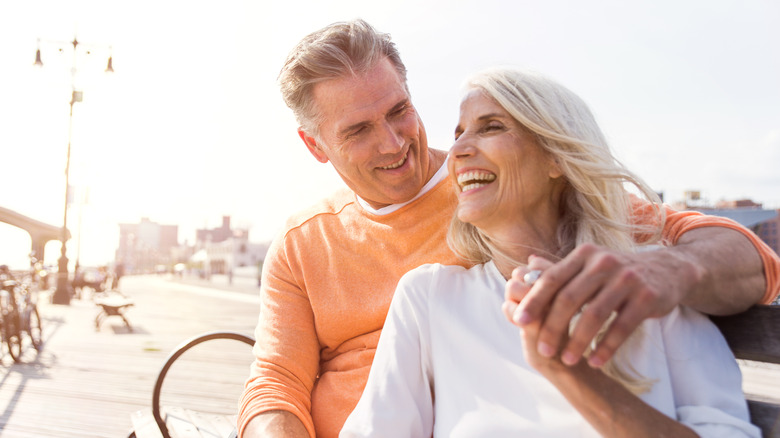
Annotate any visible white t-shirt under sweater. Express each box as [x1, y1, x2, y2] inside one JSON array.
[[341, 262, 759, 438]]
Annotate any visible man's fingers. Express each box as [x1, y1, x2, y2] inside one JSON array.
[[514, 256, 582, 330], [588, 306, 647, 368], [533, 246, 632, 359], [559, 274, 635, 365]]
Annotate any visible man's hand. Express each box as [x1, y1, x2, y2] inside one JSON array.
[[503, 243, 704, 368]]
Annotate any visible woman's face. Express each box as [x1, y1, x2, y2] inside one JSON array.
[[448, 90, 563, 231]]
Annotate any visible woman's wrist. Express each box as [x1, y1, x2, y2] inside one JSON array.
[[534, 357, 594, 385]]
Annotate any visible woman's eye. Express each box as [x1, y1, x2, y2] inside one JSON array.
[[482, 122, 503, 133]]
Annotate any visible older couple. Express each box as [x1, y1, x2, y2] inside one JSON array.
[[239, 19, 778, 438]]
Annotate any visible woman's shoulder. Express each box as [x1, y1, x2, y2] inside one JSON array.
[[399, 262, 494, 285], [396, 262, 498, 304], [398, 263, 467, 289]]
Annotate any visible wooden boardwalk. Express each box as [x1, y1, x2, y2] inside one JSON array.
[[1, 275, 778, 437], [0, 275, 260, 437]]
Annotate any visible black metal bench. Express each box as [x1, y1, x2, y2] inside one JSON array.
[[711, 305, 780, 438], [94, 296, 135, 332]]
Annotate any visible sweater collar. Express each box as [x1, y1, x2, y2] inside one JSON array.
[[357, 157, 449, 216]]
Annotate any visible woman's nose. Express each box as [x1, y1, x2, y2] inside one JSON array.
[[449, 135, 476, 159]]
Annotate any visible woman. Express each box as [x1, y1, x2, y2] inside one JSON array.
[[340, 68, 758, 437]]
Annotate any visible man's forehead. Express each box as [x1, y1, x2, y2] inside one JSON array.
[[334, 88, 408, 127], [312, 60, 410, 131]]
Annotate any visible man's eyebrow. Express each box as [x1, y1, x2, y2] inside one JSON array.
[[337, 98, 410, 138], [338, 120, 369, 138], [388, 98, 410, 114]]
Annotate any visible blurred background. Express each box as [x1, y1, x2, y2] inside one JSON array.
[[1, 0, 778, 274]]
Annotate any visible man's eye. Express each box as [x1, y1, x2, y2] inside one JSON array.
[[348, 127, 366, 138], [390, 104, 408, 117]]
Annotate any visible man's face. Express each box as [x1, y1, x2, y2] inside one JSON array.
[[299, 58, 432, 209]]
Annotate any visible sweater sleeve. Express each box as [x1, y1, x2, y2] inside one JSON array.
[[340, 266, 435, 438], [238, 234, 320, 438], [660, 306, 761, 437], [636, 199, 780, 304]]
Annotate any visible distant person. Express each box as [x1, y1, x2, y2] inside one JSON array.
[[112, 261, 125, 291], [239, 19, 780, 438], [341, 67, 759, 437], [0, 264, 16, 282]]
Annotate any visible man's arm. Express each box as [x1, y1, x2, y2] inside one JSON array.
[[243, 410, 309, 438], [238, 236, 319, 438], [505, 225, 777, 369], [674, 227, 765, 313]]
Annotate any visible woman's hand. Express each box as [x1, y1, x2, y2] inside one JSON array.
[[505, 246, 688, 369], [503, 261, 573, 376], [503, 257, 568, 368], [504, 260, 699, 438]]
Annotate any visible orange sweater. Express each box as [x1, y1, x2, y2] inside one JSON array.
[[238, 178, 779, 438]]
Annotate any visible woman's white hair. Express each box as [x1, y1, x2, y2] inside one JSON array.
[[447, 67, 666, 394], [448, 67, 665, 266]]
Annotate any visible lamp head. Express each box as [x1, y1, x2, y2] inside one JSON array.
[[34, 49, 43, 67]]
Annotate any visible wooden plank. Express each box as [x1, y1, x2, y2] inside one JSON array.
[[130, 409, 165, 438], [181, 408, 236, 437], [711, 305, 780, 437], [0, 275, 259, 437], [746, 399, 780, 438], [711, 305, 780, 364], [165, 406, 202, 438]]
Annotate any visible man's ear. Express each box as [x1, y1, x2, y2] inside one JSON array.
[[298, 129, 329, 164]]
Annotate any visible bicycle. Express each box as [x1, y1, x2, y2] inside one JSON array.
[[1, 273, 42, 363]]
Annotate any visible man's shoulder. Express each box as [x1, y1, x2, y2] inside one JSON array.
[[281, 187, 357, 233]]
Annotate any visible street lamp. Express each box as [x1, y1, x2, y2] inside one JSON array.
[[35, 36, 114, 305]]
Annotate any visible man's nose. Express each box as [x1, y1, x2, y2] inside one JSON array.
[[376, 121, 404, 154]]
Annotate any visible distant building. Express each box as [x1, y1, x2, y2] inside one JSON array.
[[195, 216, 247, 246], [116, 217, 178, 273], [755, 212, 780, 255], [201, 237, 270, 275], [189, 215, 269, 278]]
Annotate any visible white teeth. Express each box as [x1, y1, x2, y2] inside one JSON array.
[[461, 182, 489, 193], [457, 171, 496, 192], [380, 154, 407, 170]]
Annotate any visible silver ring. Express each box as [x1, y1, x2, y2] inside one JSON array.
[[523, 270, 542, 286]]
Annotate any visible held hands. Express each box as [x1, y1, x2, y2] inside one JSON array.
[[503, 284, 568, 376], [503, 243, 701, 368]]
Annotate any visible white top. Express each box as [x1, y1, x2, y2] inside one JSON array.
[[341, 262, 759, 438]]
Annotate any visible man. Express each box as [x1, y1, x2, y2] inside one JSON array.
[[239, 19, 779, 438]]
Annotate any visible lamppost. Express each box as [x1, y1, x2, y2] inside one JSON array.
[[35, 36, 113, 305]]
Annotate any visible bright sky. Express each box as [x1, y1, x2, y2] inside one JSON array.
[[1, 0, 778, 269]]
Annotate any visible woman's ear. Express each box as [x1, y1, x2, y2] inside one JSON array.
[[298, 129, 329, 164], [547, 157, 563, 179]]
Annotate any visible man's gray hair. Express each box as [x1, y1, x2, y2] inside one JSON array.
[[278, 19, 407, 136]]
